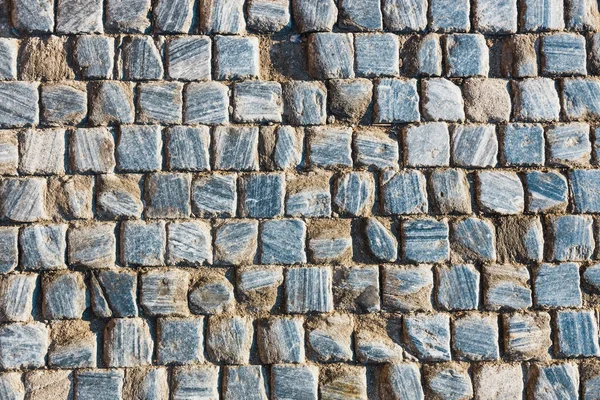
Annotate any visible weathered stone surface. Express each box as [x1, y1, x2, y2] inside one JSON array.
[[382, 0, 426, 31], [145, 173, 191, 219], [214, 36, 259, 80], [404, 122, 450, 166], [140, 269, 189, 317], [283, 81, 327, 125], [422, 79, 464, 122], [188, 272, 234, 314], [42, 272, 87, 319], [24, 369, 73, 400], [476, 171, 524, 214], [381, 169, 428, 215], [200, 0, 246, 34], [67, 223, 116, 268], [247, 0, 290, 32], [381, 363, 424, 400], [338, 0, 382, 31], [529, 364, 579, 400], [307, 219, 352, 264], [46, 175, 94, 220], [403, 218, 449, 263], [0, 372, 24, 399], [328, 79, 373, 123], [503, 312, 551, 360], [444, 34, 489, 77], [424, 363, 473, 400], [117, 125, 162, 172], [0, 322, 48, 369], [167, 221, 212, 265], [213, 126, 259, 171], [403, 313, 451, 361], [571, 169, 600, 213], [19, 37, 74, 81], [474, 0, 517, 33], [286, 173, 331, 217], [41, 83, 87, 125], [525, 171, 568, 213], [137, 82, 183, 124], [105, 0, 151, 33], [20, 224, 66, 271], [541, 33, 586, 76], [355, 34, 398, 77], [306, 314, 353, 362], [214, 220, 258, 265], [452, 313, 499, 361], [237, 266, 283, 312], [224, 366, 268, 400], [555, 310, 600, 357], [308, 126, 352, 169], [0, 273, 36, 322], [365, 218, 398, 262], [451, 217, 496, 263], [534, 262, 582, 308], [271, 364, 318, 400], [154, 0, 194, 33], [75, 369, 124, 400], [157, 317, 204, 365], [184, 82, 229, 125], [483, 264, 532, 310], [192, 174, 237, 217], [383, 264, 433, 312], [566, 0, 600, 30], [496, 216, 543, 263], [502, 123, 544, 166], [333, 172, 375, 216], [121, 221, 165, 266], [374, 78, 420, 123], [546, 123, 591, 166], [429, 169, 471, 214], [166, 126, 209, 171], [0, 178, 47, 222], [167, 37, 211, 81], [92, 269, 138, 317], [48, 319, 96, 368], [473, 364, 523, 400], [513, 78, 560, 122], [292, 0, 337, 32], [122, 36, 163, 80], [404, 33, 442, 77], [104, 318, 153, 367], [89, 81, 135, 126], [333, 266, 380, 313], [171, 366, 219, 400], [206, 316, 253, 364], [70, 128, 115, 174], [436, 264, 479, 311], [452, 124, 498, 167], [355, 315, 403, 363], [308, 33, 355, 79], [19, 129, 65, 175], [0, 132, 18, 176], [0, 82, 38, 128], [272, 126, 305, 170], [522, 0, 565, 31], [562, 78, 600, 120], [286, 267, 333, 313], [430, 0, 470, 31], [12, 0, 54, 33], [234, 81, 283, 123], [320, 365, 367, 400], [123, 368, 169, 400], [354, 128, 399, 169], [96, 174, 143, 219], [463, 78, 511, 122], [56, 0, 102, 33], [0, 228, 17, 273], [548, 215, 594, 262], [258, 317, 304, 364]]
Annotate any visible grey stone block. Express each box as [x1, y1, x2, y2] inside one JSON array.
[[503, 312, 551, 360], [166, 126, 210, 171], [453, 313, 499, 361], [0, 228, 17, 273], [292, 0, 337, 33], [247, 0, 291, 32], [566, 0, 600, 30], [200, 0, 246, 34], [429, 169, 471, 214], [444, 34, 489, 77], [121, 221, 165, 266], [0, 322, 48, 369], [12, 0, 54, 33], [224, 366, 268, 400], [0, 178, 47, 222], [122, 36, 163, 80], [354, 129, 399, 169], [137, 82, 183, 124], [534, 263, 582, 308], [374, 78, 420, 123], [23, 370, 73, 400], [555, 310, 600, 357], [338, 0, 382, 31], [563, 78, 600, 120], [47, 176, 91, 221], [547, 123, 591, 167], [214, 36, 259, 80], [167, 36, 211, 81], [157, 317, 204, 365], [237, 266, 283, 312], [383, 264, 433, 312], [306, 314, 352, 362], [571, 169, 600, 213], [105, 0, 151, 33], [20, 224, 66, 271], [233, 81, 283, 123], [42, 272, 87, 320], [365, 218, 398, 262], [214, 220, 258, 265], [403, 313, 451, 361], [483, 264, 532, 310], [171, 366, 219, 400], [240, 173, 285, 218], [402, 218, 449, 263], [355, 315, 403, 363], [430, 0, 470, 31], [189, 274, 234, 314], [436, 264, 479, 311], [192, 174, 237, 217], [311, 220, 352, 264], [273, 126, 305, 170], [404, 33, 443, 77], [333, 171, 375, 216], [381, 363, 424, 400], [76, 370, 124, 400], [0, 83, 39, 128], [123, 368, 169, 400], [70, 128, 115, 174], [328, 78, 373, 123], [96, 174, 143, 219], [167, 221, 212, 265], [355, 34, 399, 77], [286, 173, 331, 217], [404, 122, 450, 166], [88, 81, 134, 126], [529, 364, 578, 400], [272, 364, 318, 400], [116, 125, 162, 172], [145, 173, 191, 219], [584, 264, 600, 292], [104, 318, 153, 367], [525, 171, 568, 213], [522, 0, 565, 31], [206, 316, 253, 364], [283, 81, 327, 125], [0, 132, 18, 176], [422, 79, 464, 122], [213, 126, 259, 171], [513, 78, 560, 122], [308, 33, 354, 80], [0, 273, 36, 322], [184, 82, 229, 125], [541, 33, 586, 76], [463, 78, 511, 122], [258, 317, 305, 364], [451, 217, 496, 263], [56, 0, 102, 33], [549, 215, 594, 262], [19, 128, 65, 175], [474, 0, 518, 33], [67, 223, 116, 268], [48, 320, 96, 368], [286, 267, 333, 313], [382, 0, 427, 31], [154, 0, 194, 33], [41, 83, 87, 126], [502, 123, 544, 166], [476, 171, 524, 215], [381, 169, 428, 215], [308, 126, 352, 169], [91, 269, 138, 317], [424, 364, 473, 400], [333, 265, 380, 313]]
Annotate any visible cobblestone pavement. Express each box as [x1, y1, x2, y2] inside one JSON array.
[[1, 0, 600, 399]]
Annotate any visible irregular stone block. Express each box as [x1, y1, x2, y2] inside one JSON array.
[[286, 267, 333, 313], [436, 264, 479, 311], [355, 315, 403, 363], [192, 175, 236, 217], [283, 81, 327, 125], [234, 81, 283, 123], [0, 132, 18, 176], [140, 269, 189, 317], [286, 173, 331, 217], [213, 126, 259, 171], [496, 216, 543, 263], [0, 178, 47, 222], [541, 33, 586, 76], [374, 78, 420, 123], [0, 228, 17, 273], [355, 33, 398, 77], [0, 322, 48, 369], [292, 0, 337, 32], [534, 262, 582, 308], [19, 128, 65, 175], [166, 221, 210, 266], [123, 367, 169, 400], [47, 175, 94, 220], [247, 0, 291, 32], [137, 82, 183, 124], [20, 224, 66, 271], [503, 312, 551, 360], [67, 223, 116, 268], [96, 174, 143, 219], [154, 0, 194, 33], [104, 318, 153, 367], [306, 314, 353, 362], [105, 0, 151, 33], [500, 34, 538, 77], [271, 365, 318, 400], [333, 265, 380, 313], [214, 36, 259, 80], [549, 215, 594, 262], [404, 33, 442, 76], [529, 364, 578, 400], [365, 218, 398, 262], [116, 125, 161, 172], [473, 364, 523, 400], [463, 78, 511, 122], [563, 78, 600, 120], [184, 82, 229, 125], [525, 170, 568, 213], [381, 363, 424, 400], [12, 0, 54, 33], [403, 313, 451, 361], [145, 173, 191, 219], [48, 320, 96, 368], [237, 266, 283, 312], [271, 126, 305, 170], [383, 264, 433, 312], [188, 272, 234, 314], [70, 128, 115, 174], [307, 126, 352, 169], [171, 366, 219, 400], [555, 310, 600, 357], [403, 218, 449, 263], [88, 81, 135, 126], [214, 220, 258, 265], [56, 0, 102, 33], [19, 36, 74, 81], [42, 272, 87, 319], [382, 0, 427, 31], [206, 316, 253, 364], [566, 0, 600, 30], [512, 78, 560, 122], [422, 79, 464, 122], [338, 0, 382, 31], [483, 263, 532, 310], [258, 317, 304, 364], [444, 34, 489, 77], [24, 370, 73, 400], [429, 169, 471, 214], [75, 369, 124, 400], [122, 36, 163, 80], [157, 317, 204, 365], [476, 170, 524, 214], [200, 0, 246, 34], [327, 78, 373, 123], [224, 366, 268, 400], [354, 128, 399, 169], [430, 0, 470, 31], [584, 264, 600, 292], [91, 269, 138, 317], [404, 122, 450, 166], [381, 169, 428, 215], [0, 273, 36, 322], [121, 221, 165, 266], [166, 126, 209, 171], [424, 363, 473, 400], [307, 219, 351, 264], [41, 82, 87, 125], [451, 217, 496, 263], [522, 0, 565, 31], [571, 169, 600, 213], [474, 0, 518, 33], [547, 123, 591, 167], [502, 123, 544, 166], [308, 33, 354, 79], [167, 36, 211, 80], [333, 171, 375, 216], [320, 365, 367, 400], [0, 372, 25, 400], [0, 82, 38, 128], [452, 313, 499, 361]]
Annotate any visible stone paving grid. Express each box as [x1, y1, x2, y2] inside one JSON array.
[[3, 0, 600, 399]]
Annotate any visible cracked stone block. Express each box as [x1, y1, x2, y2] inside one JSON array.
[[270, 126, 305, 170], [67, 223, 116, 268], [339, 0, 382, 31], [0, 322, 48, 369], [563, 78, 600, 120], [157, 317, 204, 365], [47, 175, 94, 220], [75, 370, 124, 400], [42, 272, 87, 320], [333, 265, 380, 313], [534, 262, 582, 308], [549, 215, 594, 262], [382, 0, 426, 31], [529, 364, 578, 400], [292, 0, 337, 32], [0, 132, 17, 176], [422, 79, 464, 122], [214, 36, 259, 80], [308, 126, 352, 169], [555, 310, 600, 357], [381, 363, 424, 400], [167, 36, 211, 80], [272, 365, 318, 400], [213, 126, 259, 171], [20, 224, 66, 271], [237, 266, 283, 312], [137, 82, 183, 125], [206, 316, 253, 364], [117, 125, 161, 172], [474, 0, 518, 33], [0, 373, 25, 399], [500, 35, 538, 77], [328, 79, 373, 123], [381, 169, 428, 215], [404, 34, 442, 77], [525, 171, 568, 213], [572, 169, 600, 213], [0, 228, 17, 274], [12, 0, 54, 33], [286, 173, 331, 217], [23, 370, 73, 400], [234, 81, 283, 123], [154, 0, 194, 33], [214, 220, 258, 265], [105, 0, 151, 33], [104, 318, 153, 367], [374, 78, 420, 123], [502, 123, 544, 166], [184, 82, 229, 125], [522, 0, 565, 31], [503, 312, 551, 360], [56, 0, 102, 33], [429, 169, 471, 214], [383, 264, 433, 312], [171, 366, 219, 400], [497, 217, 543, 263], [354, 128, 399, 169], [123, 368, 169, 400], [424, 363, 473, 400], [333, 172, 375, 216], [365, 218, 398, 262], [166, 126, 210, 171], [404, 122, 450, 166], [355, 34, 399, 77], [403, 313, 451, 362], [308, 219, 352, 264], [541, 33, 586, 76], [286, 267, 333, 313], [167, 221, 212, 265], [484, 264, 532, 310], [463, 78, 511, 123], [88, 81, 135, 126], [258, 317, 305, 364], [0, 178, 47, 222], [140, 269, 189, 317], [48, 320, 96, 368], [19, 36, 74, 81], [192, 174, 237, 217], [445, 34, 489, 77], [41, 83, 87, 126], [513, 78, 560, 122], [453, 313, 499, 361], [403, 218, 449, 263], [430, 0, 470, 31], [473, 364, 523, 400], [436, 264, 479, 311], [283, 81, 327, 125], [451, 217, 496, 263], [476, 171, 524, 215], [306, 314, 353, 362], [70, 128, 115, 174], [145, 173, 191, 219], [121, 221, 165, 266], [19, 129, 65, 175], [200, 0, 246, 34], [0, 273, 36, 322], [308, 33, 355, 79], [91, 269, 138, 318], [96, 174, 142, 219], [247, 0, 291, 32], [224, 366, 268, 400], [122, 36, 163, 80], [320, 365, 367, 400], [355, 315, 403, 363], [547, 123, 591, 167], [0, 83, 38, 128]]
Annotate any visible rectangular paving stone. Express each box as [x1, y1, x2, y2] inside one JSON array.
[[286, 267, 333, 313], [382, 0, 427, 31]]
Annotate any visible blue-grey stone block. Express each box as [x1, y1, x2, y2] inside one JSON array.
[[566, 0, 600, 30], [374, 78, 420, 123], [403, 313, 451, 361], [192, 174, 237, 217], [436, 264, 479, 311], [483, 263, 532, 310], [522, 0, 565, 31], [430, 0, 470, 31], [429, 169, 472, 214], [157, 317, 204, 365], [292, 0, 336, 33], [224, 366, 268, 400], [137, 82, 182, 125], [42, 272, 87, 320], [584, 264, 600, 292], [271, 365, 318, 400], [233, 81, 283, 124], [547, 123, 591, 167], [117, 125, 162, 172], [474, 0, 518, 33], [333, 172, 375, 216], [453, 313, 499, 361], [473, 363, 524, 399], [214, 36, 259, 80], [496, 216, 544, 263], [286, 267, 333, 313], [0, 82, 39, 128], [167, 221, 212, 265], [549, 215, 594, 262], [383, 264, 433, 312], [67, 223, 116, 268], [200, 0, 246, 34], [167, 36, 211, 81], [257, 317, 305, 364], [308, 33, 355, 79], [0, 273, 36, 322], [56, 0, 102, 34], [12, 0, 54, 33], [145, 173, 191, 219], [89, 81, 134, 126], [121, 221, 165, 267], [206, 316, 252, 364], [154, 0, 194, 33], [513, 78, 560, 122], [104, 0, 150, 32], [166, 126, 210, 171], [307, 219, 352, 264], [563, 78, 600, 120], [20, 224, 66, 271], [503, 312, 551, 360], [247, 0, 291, 32], [261, 219, 306, 265], [382, 0, 427, 31], [381, 169, 428, 215], [91, 269, 138, 318], [525, 171, 568, 213], [140, 269, 189, 317], [406, 33, 442, 77], [188, 274, 234, 315], [41, 83, 87, 126], [0, 178, 47, 223], [354, 129, 399, 169], [452, 124, 498, 167], [240, 173, 285, 218], [184, 82, 229, 125], [338, 0, 383, 31], [534, 263, 582, 308], [19, 128, 65, 175], [541, 33, 587, 76], [96, 174, 143, 220], [502, 123, 544, 166], [306, 314, 353, 362], [354, 315, 403, 363], [333, 265, 380, 313], [75, 370, 124, 400], [445, 34, 489, 77], [403, 218, 449, 263], [530, 364, 578, 400], [122, 36, 163, 80], [555, 310, 600, 357], [381, 363, 424, 400], [451, 217, 496, 262], [365, 218, 398, 262], [213, 126, 259, 171], [571, 169, 600, 213], [0, 322, 48, 369], [422, 79, 464, 122], [171, 366, 219, 400], [286, 174, 331, 217], [476, 171, 524, 215], [273, 126, 305, 170], [308, 126, 352, 169], [583, 362, 600, 400], [354, 33, 399, 77], [425, 364, 473, 400], [405, 122, 450, 166], [214, 220, 258, 265], [47, 320, 96, 368], [282, 81, 327, 125], [0, 132, 17, 176], [0, 228, 17, 273], [69, 128, 116, 174]]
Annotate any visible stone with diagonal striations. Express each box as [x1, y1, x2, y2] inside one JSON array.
[[214, 220, 258, 265], [382, 0, 426, 31], [0, 273, 36, 322], [56, 0, 102, 33], [381, 169, 428, 215], [503, 312, 551, 361], [0, 178, 47, 223], [453, 313, 499, 361], [167, 221, 212, 265], [42, 271, 87, 319], [451, 217, 496, 263], [184, 82, 229, 125], [154, 0, 194, 33], [41, 83, 87, 126], [308, 33, 355, 79], [403, 313, 451, 362], [105, 0, 151, 32], [333, 172, 375, 216], [555, 310, 600, 357], [201, 0, 246, 34], [192, 174, 237, 217], [0, 83, 38, 128], [137, 82, 183, 125], [258, 317, 305, 364], [383, 264, 433, 312], [436, 264, 479, 311], [0, 322, 48, 369]]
